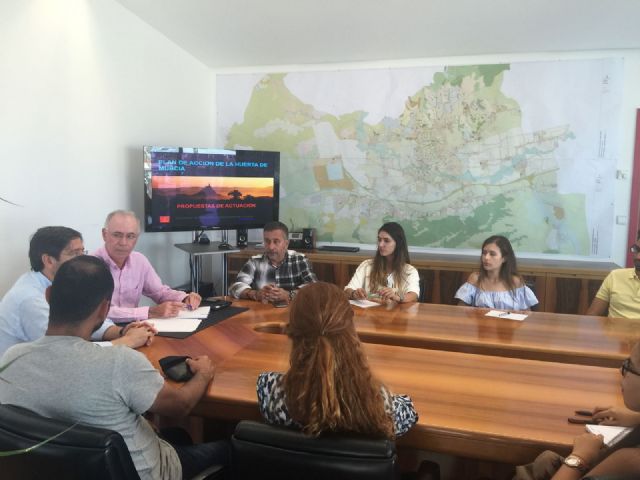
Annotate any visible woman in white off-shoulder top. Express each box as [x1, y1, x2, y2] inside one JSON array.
[[455, 235, 538, 311]]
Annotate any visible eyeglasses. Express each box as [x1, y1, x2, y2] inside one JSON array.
[[630, 245, 640, 254], [109, 232, 138, 241], [621, 358, 640, 377]]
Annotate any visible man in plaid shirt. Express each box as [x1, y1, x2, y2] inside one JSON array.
[[229, 221, 317, 304]]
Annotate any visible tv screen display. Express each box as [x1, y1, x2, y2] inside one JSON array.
[[143, 146, 280, 232]]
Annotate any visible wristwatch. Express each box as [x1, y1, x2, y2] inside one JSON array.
[[563, 454, 589, 473]]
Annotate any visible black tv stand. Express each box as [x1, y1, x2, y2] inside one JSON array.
[[218, 229, 231, 250], [175, 241, 240, 296]]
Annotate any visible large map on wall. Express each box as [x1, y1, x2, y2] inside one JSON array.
[[216, 59, 622, 257]]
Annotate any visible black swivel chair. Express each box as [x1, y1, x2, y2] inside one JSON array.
[[418, 275, 426, 303], [524, 278, 539, 311], [0, 404, 223, 480], [0, 403, 140, 480], [231, 420, 401, 480]]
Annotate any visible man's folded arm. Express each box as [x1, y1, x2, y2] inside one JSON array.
[[20, 297, 51, 342], [586, 297, 609, 316], [148, 372, 211, 417], [91, 318, 116, 341], [107, 304, 150, 322], [300, 257, 318, 284], [229, 261, 257, 298]]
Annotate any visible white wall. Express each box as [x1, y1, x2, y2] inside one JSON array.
[[0, 0, 215, 295]]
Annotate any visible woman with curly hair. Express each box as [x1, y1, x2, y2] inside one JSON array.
[[257, 281, 417, 438]]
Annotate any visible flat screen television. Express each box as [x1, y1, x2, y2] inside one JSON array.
[[143, 146, 280, 232]]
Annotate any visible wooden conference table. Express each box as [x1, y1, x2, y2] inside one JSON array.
[[352, 302, 640, 368], [143, 301, 639, 465]]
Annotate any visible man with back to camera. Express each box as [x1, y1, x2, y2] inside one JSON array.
[[228, 221, 317, 303], [587, 235, 640, 319], [92, 209, 202, 321], [0, 226, 154, 357], [0, 256, 229, 479]]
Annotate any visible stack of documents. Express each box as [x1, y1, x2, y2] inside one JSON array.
[[485, 310, 528, 321], [586, 424, 633, 447], [148, 306, 210, 333], [176, 306, 210, 319], [349, 299, 381, 308]]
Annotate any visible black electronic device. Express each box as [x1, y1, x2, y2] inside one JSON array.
[[207, 299, 232, 311], [288, 228, 315, 250], [197, 233, 210, 245], [159, 355, 194, 382], [317, 245, 360, 253], [237, 227, 248, 247], [143, 146, 280, 232], [302, 228, 316, 249], [288, 231, 303, 249]]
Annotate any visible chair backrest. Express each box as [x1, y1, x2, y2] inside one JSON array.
[[231, 420, 400, 480], [524, 277, 539, 311], [0, 404, 140, 480], [418, 275, 426, 303]]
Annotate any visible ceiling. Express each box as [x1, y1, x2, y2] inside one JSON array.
[[115, 0, 640, 69]]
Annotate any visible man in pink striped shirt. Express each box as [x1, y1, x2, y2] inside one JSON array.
[[93, 210, 201, 322]]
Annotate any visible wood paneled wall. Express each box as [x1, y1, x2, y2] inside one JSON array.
[[227, 247, 617, 314]]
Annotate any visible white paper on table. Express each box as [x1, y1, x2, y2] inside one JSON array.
[[149, 318, 202, 333], [176, 306, 210, 319], [586, 424, 632, 447], [349, 299, 381, 308], [485, 310, 528, 321]]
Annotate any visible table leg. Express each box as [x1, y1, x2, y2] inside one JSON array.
[[221, 253, 228, 296]]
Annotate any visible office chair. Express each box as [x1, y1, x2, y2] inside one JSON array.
[[0, 404, 223, 480], [418, 275, 426, 303], [231, 420, 401, 480], [524, 278, 539, 311]]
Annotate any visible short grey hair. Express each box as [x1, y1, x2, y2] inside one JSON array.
[[104, 210, 141, 231]]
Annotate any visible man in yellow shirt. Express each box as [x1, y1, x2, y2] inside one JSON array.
[[587, 238, 640, 319]]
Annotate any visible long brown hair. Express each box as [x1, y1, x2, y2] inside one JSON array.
[[369, 222, 411, 292], [477, 235, 521, 292], [283, 282, 394, 438]]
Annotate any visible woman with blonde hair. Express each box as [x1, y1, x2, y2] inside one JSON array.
[[257, 281, 417, 438]]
